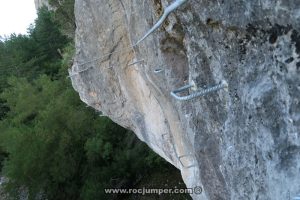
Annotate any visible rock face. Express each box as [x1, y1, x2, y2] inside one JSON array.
[[70, 0, 300, 199], [34, 0, 50, 10]]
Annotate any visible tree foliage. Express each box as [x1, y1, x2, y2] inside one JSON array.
[[0, 76, 165, 199], [0, 7, 69, 84], [48, 0, 76, 38], [0, 7, 69, 119]]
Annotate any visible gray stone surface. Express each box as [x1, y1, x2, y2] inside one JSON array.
[[70, 0, 300, 199], [34, 0, 50, 10]]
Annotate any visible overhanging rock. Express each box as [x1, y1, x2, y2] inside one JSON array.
[[70, 0, 300, 199]]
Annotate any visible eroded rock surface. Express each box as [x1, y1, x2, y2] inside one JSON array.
[[70, 0, 300, 199], [34, 0, 50, 9]]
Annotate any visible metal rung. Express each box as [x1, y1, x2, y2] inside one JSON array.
[[135, 0, 187, 45], [154, 69, 164, 73], [171, 80, 228, 101], [178, 154, 196, 168]]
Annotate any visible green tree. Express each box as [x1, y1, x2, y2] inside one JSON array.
[[29, 7, 70, 78], [0, 8, 69, 84], [0, 8, 69, 120], [0, 76, 96, 199], [0, 76, 165, 200], [48, 0, 76, 38]]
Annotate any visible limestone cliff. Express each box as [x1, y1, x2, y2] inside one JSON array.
[[34, 0, 50, 9], [69, 0, 300, 199]]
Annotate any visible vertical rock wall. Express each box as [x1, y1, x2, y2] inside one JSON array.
[[70, 0, 300, 199], [34, 0, 50, 10]]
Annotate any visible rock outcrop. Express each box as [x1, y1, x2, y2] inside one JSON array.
[[69, 0, 300, 199], [34, 0, 50, 10]]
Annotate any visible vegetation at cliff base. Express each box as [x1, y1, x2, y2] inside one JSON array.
[[0, 2, 191, 200]]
